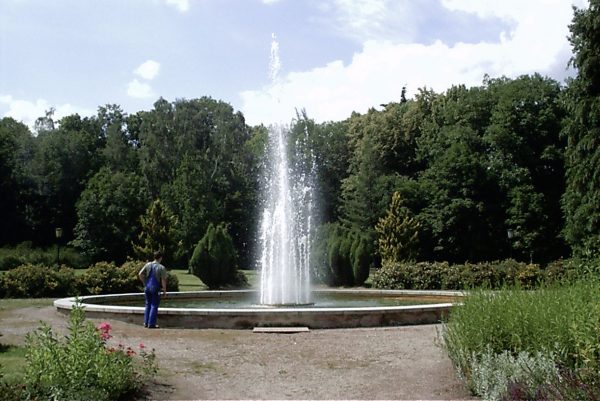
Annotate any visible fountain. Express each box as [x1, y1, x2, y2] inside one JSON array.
[[54, 34, 462, 328]]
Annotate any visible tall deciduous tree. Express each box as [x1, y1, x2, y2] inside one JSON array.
[[562, 0, 600, 256], [0, 118, 33, 244], [72, 168, 150, 264]]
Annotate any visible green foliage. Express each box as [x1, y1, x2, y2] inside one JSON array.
[[132, 199, 180, 267], [371, 259, 542, 290], [0, 117, 33, 247], [443, 279, 600, 399], [77, 262, 141, 295], [350, 234, 372, 286], [24, 304, 156, 400], [78, 260, 179, 295], [0, 260, 179, 298], [375, 191, 420, 262], [72, 168, 150, 264], [469, 347, 558, 401], [0, 264, 76, 298], [189, 223, 241, 288], [0, 243, 88, 270], [325, 223, 374, 286], [562, 0, 600, 257], [139, 97, 257, 267]]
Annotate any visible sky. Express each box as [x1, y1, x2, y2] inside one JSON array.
[[0, 0, 588, 130]]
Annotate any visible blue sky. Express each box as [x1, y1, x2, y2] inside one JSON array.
[[0, 0, 587, 129]]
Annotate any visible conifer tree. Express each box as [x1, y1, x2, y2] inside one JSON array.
[[133, 199, 179, 266], [376, 191, 420, 262]]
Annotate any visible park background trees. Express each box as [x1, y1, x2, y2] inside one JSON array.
[[1, 2, 599, 279]]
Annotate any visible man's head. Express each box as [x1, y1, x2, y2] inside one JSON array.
[[154, 250, 163, 261]]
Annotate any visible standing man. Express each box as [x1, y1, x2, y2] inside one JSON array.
[[138, 250, 167, 328]]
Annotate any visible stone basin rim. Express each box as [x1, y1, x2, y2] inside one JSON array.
[[53, 289, 464, 329]]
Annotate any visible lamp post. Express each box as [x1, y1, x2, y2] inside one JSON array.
[[55, 227, 63, 266], [507, 229, 514, 259]]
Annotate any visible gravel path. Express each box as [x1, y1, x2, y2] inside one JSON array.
[[1, 305, 474, 400]]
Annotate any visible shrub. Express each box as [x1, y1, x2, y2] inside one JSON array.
[[372, 260, 543, 291], [77, 262, 141, 295], [442, 280, 600, 399], [0, 243, 88, 271], [77, 260, 180, 295], [469, 346, 558, 401], [545, 256, 600, 283], [24, 303, 156, 401], [350, 234, 372, 286], [0, 264, 76, 298], [189, 223, 239, 288], [325, 224, 374, 287]]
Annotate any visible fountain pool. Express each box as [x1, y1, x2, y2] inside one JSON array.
[[54, 289, 462, 329]]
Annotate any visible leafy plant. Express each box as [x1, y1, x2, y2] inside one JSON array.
[[24, 303, 156, 401], [0, 264, 76, 298], [442, 279, 600, 399]]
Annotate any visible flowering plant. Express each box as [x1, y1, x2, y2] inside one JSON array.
[[24, 303, 157, 401]]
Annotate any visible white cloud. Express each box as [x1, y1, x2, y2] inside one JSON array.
[[164, 0, 189, 12], [325, 0, 419, 43], [134, 60, 161, 80], [0, 94, 95, 130], [240, 0, 580, 126], [127, 79, 155, 99]]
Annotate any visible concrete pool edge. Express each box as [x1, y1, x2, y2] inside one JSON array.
[[54, 289, 464, 329]]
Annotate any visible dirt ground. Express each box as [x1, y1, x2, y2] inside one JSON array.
[[1, 305, 474, 400]]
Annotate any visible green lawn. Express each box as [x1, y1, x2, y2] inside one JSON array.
[[171, 269, 259, 291], [0, 298, 54, 311], [171, 269, 208, 291], [0, 344, 27, 383]]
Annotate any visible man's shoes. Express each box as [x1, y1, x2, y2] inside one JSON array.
[[147, 325, 159, 329]]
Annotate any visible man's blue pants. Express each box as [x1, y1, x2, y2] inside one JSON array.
[[144, 289, 161, 327]]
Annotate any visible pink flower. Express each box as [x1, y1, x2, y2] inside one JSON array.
[[139, 343, 145, 349], [96, 322, 112, 341]]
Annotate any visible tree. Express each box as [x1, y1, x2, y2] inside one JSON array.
[[376, 191, 420, 263], [484, 75, 566, 263], [72, 168, 150, 264], [24, 114, 104, 245], [0, 118, 33, 244], [562, 0, 600, 256], [189, 223, 240, 288], [132, 199, 180, 266]]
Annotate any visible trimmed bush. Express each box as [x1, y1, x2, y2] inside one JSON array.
[[371, 259, 542, 290], [189, 223, 240, 288], [77, 260, 180, 295], [325, 224, 374, 286], [0, 264, 76, 298], [77, 262, 141, 295]]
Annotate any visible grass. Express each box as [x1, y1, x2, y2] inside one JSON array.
[[0, 344, 27, 383], [0, 298, 54, 312], [171, 269, 208, 291], [171, 269, 259, 291]]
